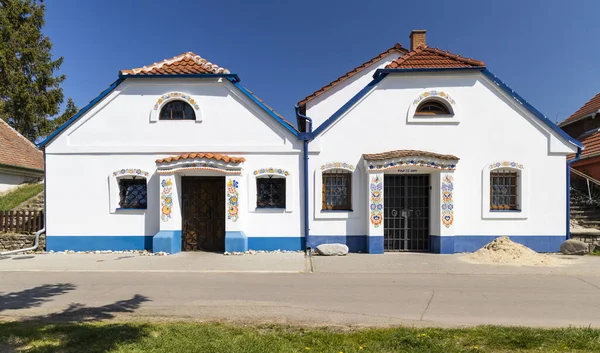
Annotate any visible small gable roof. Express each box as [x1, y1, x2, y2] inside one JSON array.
[[559, 92, 600, 127], [297, 43, 408, 107], [0, 119, 43, 172], [385, 46, 485, 69], [120, 52, 230, 76]]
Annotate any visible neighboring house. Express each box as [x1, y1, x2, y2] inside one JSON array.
[[559, 92, 600, 180], [0, 119, 44, 192], [40, 30, 581, 254]]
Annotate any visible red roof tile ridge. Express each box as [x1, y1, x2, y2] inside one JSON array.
[[0, 118, 42, 153], [120, 52, 230, 75], [386, 45, 485, 69], [298, 43, 408, 106], [155, 153, 246, 164]]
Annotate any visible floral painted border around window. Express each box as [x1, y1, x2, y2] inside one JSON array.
[[113, 168, 150, 177], [227, 179, 239, 221], [369, 175, 383, 227], [153, 92, 199, 111], [441, 174, 454, 228], [367, 159, 457, 172], [160, 177, 173, 222], [488, 161, 524, 170], [320, 162, 356, 171], [254, 168, 289, 176], [412, 90, 456, 106]]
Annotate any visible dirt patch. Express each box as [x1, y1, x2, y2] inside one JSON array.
[[463, 236, 562, 266]]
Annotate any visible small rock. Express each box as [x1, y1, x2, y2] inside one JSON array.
[[316, 243, 349, 256], [560, 239, 590, 255]]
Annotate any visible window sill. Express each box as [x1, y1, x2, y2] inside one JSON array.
[[490, 210, 521, 213], [321, 209, 353, 212], [255, 207, 286, 213], [116, 208, 147, 211]]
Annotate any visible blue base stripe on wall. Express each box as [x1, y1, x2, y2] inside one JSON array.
[[431, 235, 565, 254], [247, 237, 305, 251], [46, 236, 153, 251]]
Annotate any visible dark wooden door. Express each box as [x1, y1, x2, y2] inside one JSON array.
[[181, 177, 225, 252], [383, 175, 430, 251]]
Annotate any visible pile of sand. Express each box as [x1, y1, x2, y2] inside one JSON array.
[[463, 236, 561, 266]]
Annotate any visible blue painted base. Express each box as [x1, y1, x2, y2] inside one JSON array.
[[307, 235, 367, 253], [431, 235, 565, 254], [152, 231, 182, 254], [226, 231, 248, 252], [247, 237, 305, 251], [46, 235, 153, 252], [367, 236, 384, 254]]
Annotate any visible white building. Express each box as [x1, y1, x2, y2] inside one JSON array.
[[40, 30, 582, 254]]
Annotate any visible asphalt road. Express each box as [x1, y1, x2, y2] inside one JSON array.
[[1, 270, 599, 327]]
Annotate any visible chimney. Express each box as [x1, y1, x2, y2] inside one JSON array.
[[410, 30, 427, 51]]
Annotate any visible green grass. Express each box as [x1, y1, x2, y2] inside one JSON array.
[[0, 183, 43, 211], [1, 322, 599, 352]]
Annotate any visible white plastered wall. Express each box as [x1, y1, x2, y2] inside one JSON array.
[[307, 71, 576, 237], [44, 78, 303, 239]]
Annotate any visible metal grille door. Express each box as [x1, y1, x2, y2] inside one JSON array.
[[182, 177, 225, 252], [383, 175, 430, 251]]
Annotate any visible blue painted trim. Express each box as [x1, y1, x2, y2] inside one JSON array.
[[373, 67, 484, 77], [247, 237, 305, 251], [295, 105, 313, 251], [566, 148, 582, 240], [152, 230, 182, 254], [311, 73, 388, 137], [430, 235, 454, 254], [367, 236, 384, 254], [225, 231, 248, 252], [39, 78, 125, 148], [480, 69, 582, 149], [452, 235, 565, 254], [228, 78, 299, 137], [46, 235, 153, 251], [308, 235, 367, 253]]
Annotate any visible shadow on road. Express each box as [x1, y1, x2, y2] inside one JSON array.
[[0, 284, 152, 352]]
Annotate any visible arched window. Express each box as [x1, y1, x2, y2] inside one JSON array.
[[159, 100, 196, 120], [415, 100, 451, 115]]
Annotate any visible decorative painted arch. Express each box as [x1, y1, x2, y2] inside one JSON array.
[[112, 168, 150, 177], [150, 92, 202, 122], [363, 150, 459, 172], [412, 90, 456, 106], [407, 90, 460, 124], [488, 161, 525, 170], [320, 161, 356, 172], [254, 167, 290, 176]]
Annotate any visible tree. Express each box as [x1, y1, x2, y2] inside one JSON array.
[[40, 97, 77, 137], [0, 0, 65, 142]]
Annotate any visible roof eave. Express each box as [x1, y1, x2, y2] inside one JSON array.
[[559, 110, 600, 128], [373, 66, 486, 78], [118, 73, 241, 82]]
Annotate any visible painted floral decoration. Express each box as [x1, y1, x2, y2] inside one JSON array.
[[489, 161, 524, 170], [154, 92, 199, 111], [413, 90, 456, 106], [321, 162, 355, 171], [227, 178, 239, 222], [441, 174, 454, 228], [254, 168, 289, 176], [160, 177, 173, 222], [113, 168, 149, 177], [370, 175, 383, 227]]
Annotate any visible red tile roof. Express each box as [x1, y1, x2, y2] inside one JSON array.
[[0, 119, 43, 172], [120, 52, 230, 76], [385, 46, 485, 69], [569, 129, 600, 161], [297, 43, 408, 107], [156, 153, 246, 164], [560, 92, 600, 127]]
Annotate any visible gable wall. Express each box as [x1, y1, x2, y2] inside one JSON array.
[[308, 72, 574, 239], [305, 53, 399, 128]]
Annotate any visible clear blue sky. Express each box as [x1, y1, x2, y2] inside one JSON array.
[[44, 0, 600, 125]]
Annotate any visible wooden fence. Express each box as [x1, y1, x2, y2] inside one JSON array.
[[0, 210, 44, 234]]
